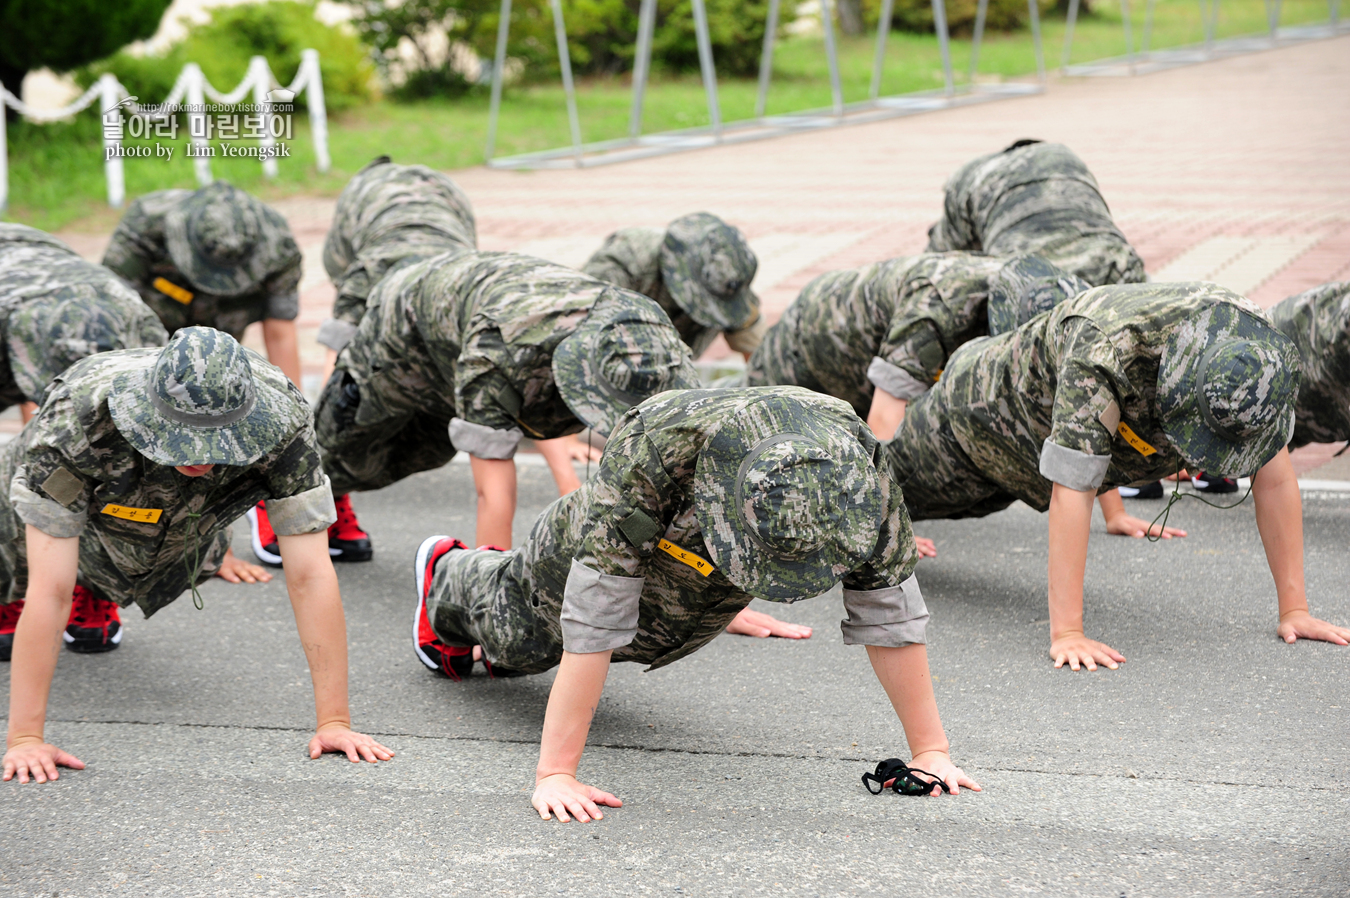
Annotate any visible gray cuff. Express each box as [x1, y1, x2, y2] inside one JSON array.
[[10, 470, 85, 539], [841, 575, 929, 647], [449, 418, 523, 460], [867, 357, 931, 402], [560, 559, 644, 654], [316, 318, 359, 352], [267, 477, 337, 535], [1039, 439, 1111, 491], [265, 290, 300, 321]]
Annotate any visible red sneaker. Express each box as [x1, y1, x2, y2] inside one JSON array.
[[412, 535, 473, 678], [64, 586, 123, 654], [329, 493, 373, 563], [0, 599, 24, 662], [246, 501, 283, 566]]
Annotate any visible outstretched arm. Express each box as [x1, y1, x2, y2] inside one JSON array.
[[1048, 482, 1126, 670], [866, 644, 979, 795], [470, 456, 517, 548], [866, 390, 908, 442], [532, 650, 622, 822], [3, 527, 85, 783], [261, 318, 303, 388], [1252, 449, 1350, 645], [277, 530, 395, 763]]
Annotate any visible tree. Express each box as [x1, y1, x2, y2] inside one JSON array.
[[0, 0, 171, 112]]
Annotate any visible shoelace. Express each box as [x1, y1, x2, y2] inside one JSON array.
[[184, 511, 206, 610], [861, 758, 951, 796], [1146, 462, 1254, 543]]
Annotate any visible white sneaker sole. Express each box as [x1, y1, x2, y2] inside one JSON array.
[[245, 507, 283, 566], [413, 535, 450, 672]]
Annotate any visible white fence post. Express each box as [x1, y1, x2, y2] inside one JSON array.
[[184, 63, 212, 185], [299, 49, 330, 172], [249, 56, 279, 179], [0, 99, 8, 211], [99, 75, 126, 208]]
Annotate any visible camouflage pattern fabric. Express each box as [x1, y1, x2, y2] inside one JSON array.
[[0, 224, 167, 410], [582, 222, 764, 357], [925, 141, 1146, 287], [1270, 281, 1350, 448], [886, 283, 1295, 517], [108, 326, 292, 467], [102, 183, 302, 340], [0, 347, 333, 616], [319, 157, 477, 347], [985, 255, 1094, 336], [747, 253, 1005, 415], [425, 387, 919, 674], [317, 251, 694, 495]]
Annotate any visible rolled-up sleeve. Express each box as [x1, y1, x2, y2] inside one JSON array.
[[867, 357, 932, 401], [1039, 439, 1111, 491], [10, 468, 86, 538], [560, 559, 645, 653], [316, 318, 359, 352], [268, 476, 337, 535], [840, 575, 929, 647], [449, 418, 523, 460]]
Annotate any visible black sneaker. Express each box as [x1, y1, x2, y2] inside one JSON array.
[[329, 493, 373, 563], [64, 586, 123, 654], [1192, 472, 1238, 493], [1119, 481, 1164, 499]]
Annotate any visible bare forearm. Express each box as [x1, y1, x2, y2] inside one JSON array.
[[1096, 489, 1124, 522], [1251, 450, 1308, 615], [471, 456, 517, 548], [537, 650, 611, 780], [279, 535, 351, 730], [1048, 483, 1095, 640], [865, 644, 949, 756], [866, 391, 908, 442], [262, 318, 302, 387], [8, 529, 80, 746]]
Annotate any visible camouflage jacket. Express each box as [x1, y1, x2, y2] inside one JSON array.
[[925, 141, 1146, 287], [582, 226, 766, 357], [921, 283, 1270, 511], [102, 189, 302, 340], [319, 158, 477, 349], [1270, 282, 1350, 448], [0, 224, 167, 409], [510, 387, 925, 669], [340, 250, 666, 458], [0, 349, 334, 615], [748, 253, 1002, 416]]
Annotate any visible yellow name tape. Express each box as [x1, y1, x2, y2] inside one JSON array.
[[101, 503, 163, 524], [153, 277, 194, 305], [656, 538, 714, 577], [1117, 422, 1157, 457]]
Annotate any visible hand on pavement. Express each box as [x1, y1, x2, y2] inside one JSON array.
[[1050, 632, 1126, 671], [1105, 513, 1186, 540], [215, 548, 273, 584], [532, 773, 622, 822], [903, 750, 981, 796], [915, 535, 937, 558], [1276, 610, 1350, 646], [724, 607, 812, 639], [2, 741, 85, 783], [308, 726, 396, 763]]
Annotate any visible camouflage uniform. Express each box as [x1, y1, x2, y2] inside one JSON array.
[[0, 330, 335, 616], [926, 141, 1146, 287], [424, 387, 927, 674], [886, 283, 1299, 519], [317, 250, 698, 496], [318, 156, 477, 351], [102, 181, 302, 341], [746, 252, 1089, 417], [582, 213, 766, 358], [1269, 281, 1350, 448], [0, 224, 167, 410]]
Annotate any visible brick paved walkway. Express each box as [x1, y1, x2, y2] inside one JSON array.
[[53, 34, 1350, 471]]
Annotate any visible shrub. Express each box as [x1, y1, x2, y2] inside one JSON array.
[[864, 0, 1054, 36], [80, 1, 375, 112]]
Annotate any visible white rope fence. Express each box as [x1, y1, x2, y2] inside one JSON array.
[[0, 49, 328, 211]]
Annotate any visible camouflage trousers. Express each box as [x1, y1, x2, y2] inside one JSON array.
[[884, 394, 1018, 521], [425, 544, 565, 676], [315, 369, 457, 495]]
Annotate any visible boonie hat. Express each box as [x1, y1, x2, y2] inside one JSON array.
[[165, 181, 289, 296], [659, 213, 759, 331], [109, 326, 290, 466], [13, 285, 126, 405], [1158, 293, 1299, 477], [986, 255, 1093, 336], [552, 290, 700, 437], [693, 389, 883, 601]]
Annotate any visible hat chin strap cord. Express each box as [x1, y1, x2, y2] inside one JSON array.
[[1146, 460, 1254, 543]]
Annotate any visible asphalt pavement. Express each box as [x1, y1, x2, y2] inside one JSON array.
[[2, 459, 1347, 897]]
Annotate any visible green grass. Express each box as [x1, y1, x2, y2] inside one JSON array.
[[3, 0, 1335, 231]]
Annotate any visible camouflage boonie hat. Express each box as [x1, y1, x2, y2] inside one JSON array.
[[1158, 298, 1299, 477], [659, 213, 759, 331], [694, 390, 883, 601], [553, 291, 699, 437], [986, 255, 1093, 336], [164, 181, 280, 296], [109, 326, 290, 466]]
